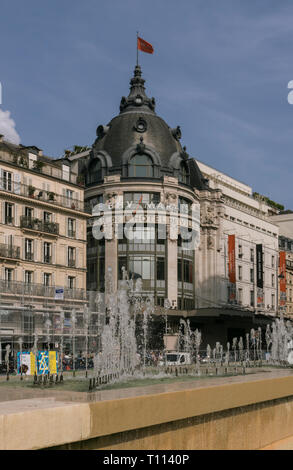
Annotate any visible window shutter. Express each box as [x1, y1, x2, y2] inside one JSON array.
[[14, 204, 18, 226], [14, 173, 21, 194], [2, 202, 5, 224]]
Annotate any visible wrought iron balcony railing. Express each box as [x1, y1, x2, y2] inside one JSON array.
[[0, 176, 88, 213], [0, 243, 20, 259], [20, 216, 59, 235], [0, 279, 87, 300]]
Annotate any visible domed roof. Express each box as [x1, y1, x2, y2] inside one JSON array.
[[88, 65, 208, 190], [92, 65, 183, 168]]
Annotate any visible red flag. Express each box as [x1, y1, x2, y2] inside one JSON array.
[[137, 37, 154, 54]]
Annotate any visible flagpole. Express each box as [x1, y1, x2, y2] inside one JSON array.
[[136, 31, 139, 66]]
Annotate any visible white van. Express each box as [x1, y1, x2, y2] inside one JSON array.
[[159, 352, 192, 366]]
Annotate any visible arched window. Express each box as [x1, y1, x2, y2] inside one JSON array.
[[179, 162, 190, 184], [129, 154, 154, 177], [88, 159, 102, 183]]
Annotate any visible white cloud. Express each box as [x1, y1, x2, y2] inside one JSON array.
[[0, 108, 21, 144]]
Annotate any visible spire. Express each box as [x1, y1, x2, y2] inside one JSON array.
[[119, 65, 156, 114]]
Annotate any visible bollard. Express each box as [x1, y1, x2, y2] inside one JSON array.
[[33, 373, 38, 385], [93, 378, 96, 388], [55, 374, 58, 384], [89, 378, 92, 391], [60, 373, 63, 383], [175, 368, 178, 377], [242, 367, 246, 375], [49, 375, 53, 386]]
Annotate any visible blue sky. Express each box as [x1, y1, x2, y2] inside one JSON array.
[[1, 0, 293, 208]]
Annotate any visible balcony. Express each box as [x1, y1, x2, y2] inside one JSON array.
[[0, 243, 20, 260], [0, 176, 88, 213], [0, 279, 87, 301], [68, 230, 76, 238], [25, 252, 34, 261], [20, 216, 59, 235]]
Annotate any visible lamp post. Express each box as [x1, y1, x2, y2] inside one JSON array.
[[72, 309, 76, 377], [5, 344, 10, 381], [84, 306, 89, 378], [19, 337, 23, 380], [60, 312, 64, 380]]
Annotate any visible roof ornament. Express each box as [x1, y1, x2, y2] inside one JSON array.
[[119, 65, 156, 114], [136, 136, 146, 155], [171, 126, 182, 141], [180, 146, 189, 160]]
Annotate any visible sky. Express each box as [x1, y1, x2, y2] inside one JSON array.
[[0, 0, 293, 208]]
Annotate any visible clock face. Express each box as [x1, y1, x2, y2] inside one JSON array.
[[135, 96, 142, 105]]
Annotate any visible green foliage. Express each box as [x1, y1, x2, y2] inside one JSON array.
[[253, 192, 284, 211]]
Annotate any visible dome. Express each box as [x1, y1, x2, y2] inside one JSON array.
[[87, 65, 208, 190]]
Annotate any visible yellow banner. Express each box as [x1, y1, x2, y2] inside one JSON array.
[[49, 351, 57, 374]]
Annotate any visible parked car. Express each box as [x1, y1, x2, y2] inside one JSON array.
[[159, 352, 192, 366]]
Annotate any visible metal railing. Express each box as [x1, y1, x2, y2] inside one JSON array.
[[0, 176, 87, 213], [0, 243, 20, 259], [20, 216, 59, 235], [0, 279, 87, 300]]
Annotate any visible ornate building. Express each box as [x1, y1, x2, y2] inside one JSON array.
[[0, 137, 90, 359], [68, 65, 283, 346]]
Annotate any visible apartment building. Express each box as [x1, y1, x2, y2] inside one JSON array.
[[0, 136, 90, 357]]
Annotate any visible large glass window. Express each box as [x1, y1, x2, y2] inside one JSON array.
[[128, 154, 154, 177], [129, 255, 155, 280]]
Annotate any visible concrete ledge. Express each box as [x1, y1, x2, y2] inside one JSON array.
[[2, 374, 293, 449]]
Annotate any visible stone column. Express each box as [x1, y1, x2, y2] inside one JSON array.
[[167, 238, 177, 306]]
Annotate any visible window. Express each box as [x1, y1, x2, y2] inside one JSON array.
[[238, 265, 242, 281], [4, 268, 13, 283], [272, 273, 275, 287], [25, 270, 33, 284], [250, 268, 254, 283], [68, 276, 75, 289], [128, 255, 154, 280], [43, 211, 52, 222], [68, 218, 75, 238], [43, 273, 51, 286], [272, 255, 275, 268], [88, 159, 102, 183], [68, 247, 76, 267], [238, 288, 243, 304], [179, 162, 190, 184], [250, 249, 254, 262], [3, 171, 12, 191], [25, 239, 33, 261], [128, 154, 154, 178], [156, 258, 165, 281], [271, 293, 275, 309], [43, 242, 52, 263], [25, 207, 33, 219], [5, 202, 14, 224], [238, 245, 243, 258]]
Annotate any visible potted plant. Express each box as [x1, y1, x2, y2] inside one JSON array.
[[33, 160, 45, 172], [47, 191, 55, 201], [28, 185, 35, 197]]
